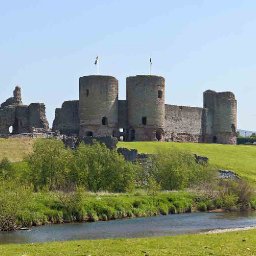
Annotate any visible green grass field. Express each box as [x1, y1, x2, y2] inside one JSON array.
[[1, 139, 256, 254], [1, 229, 256, 256], [119, 142, 256, 183], [1, 138, 256, 183], [0, 138, 33, 162]]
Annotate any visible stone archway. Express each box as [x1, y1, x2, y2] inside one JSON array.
[[156, 129, 164, 141], [130, 129, 135, 141]]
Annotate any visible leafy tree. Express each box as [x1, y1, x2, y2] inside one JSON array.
[[26, 139, 139, 193], [26, 139, 73, 191], [72, 142, 138, 192]]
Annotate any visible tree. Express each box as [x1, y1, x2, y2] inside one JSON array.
[[72, 142, 138, 192], [27, 139, 73, 191]]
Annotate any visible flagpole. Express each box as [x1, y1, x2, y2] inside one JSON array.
[[149, 58, 152, 75], [97, 57, 100, 75]]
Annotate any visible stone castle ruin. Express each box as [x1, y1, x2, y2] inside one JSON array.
[[0, 86, 49, 134], [52, 75, 237, 144]]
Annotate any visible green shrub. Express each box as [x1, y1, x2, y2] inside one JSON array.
[[26, 139, 139, 193], [0, 182, 33, 230], [72, 142, 138, 192], [26, 139, 73, 191], [0, 158, 15, 180], [151, 148, 216, 190], [197, 202, 207, 212]]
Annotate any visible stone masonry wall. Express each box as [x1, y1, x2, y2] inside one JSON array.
[[0, 107, 16, 134], [52, 100, 79, 135], [203, 90, 237, 144], [79, 76, 119, 137], [164, 104, 206, 142], [0, 87, 49, 135]]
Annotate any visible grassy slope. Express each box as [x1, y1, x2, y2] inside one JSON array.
[[1, 229, 256, 256], [0, 138, 34, 162], [1, 138, 256, 182], [119, 142, 256, 183]]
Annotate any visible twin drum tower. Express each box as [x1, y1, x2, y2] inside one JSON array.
[[77, 75, 237, 144], [79, 75, 165, 141]]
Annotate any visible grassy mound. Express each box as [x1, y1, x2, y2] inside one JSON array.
[[119, 142, 256, 183]]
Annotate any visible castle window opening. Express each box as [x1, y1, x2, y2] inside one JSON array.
[[86, 131, 93, 136], [142, 117, 147, 125], [158, 90, 163, 99], [9, 126, 13, 134], [102, 117, 108, 125], [213, 136, 217, 143], [86, 89, 89, 97], [231, 124, 236, 133], [119, 128, 124, 132]]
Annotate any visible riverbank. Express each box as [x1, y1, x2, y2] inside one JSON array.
[[204, 226, 256, 234], [1, 228, 256, 255], [1, 189, 256, 232]]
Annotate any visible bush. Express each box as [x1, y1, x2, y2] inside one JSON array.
[[0, 182, 33, 230], [197, 202, 207, 212], [151, 148, 215, 190], [26, 140, 139, 193], [71, 142, 139, 192], [26, 139, 73, 191], [0, 158, 15, 180], [216, 179, 254, 210]]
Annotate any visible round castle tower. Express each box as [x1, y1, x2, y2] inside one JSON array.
[[126, 75, 165, 141], [79, 75, 119, 137], [203, 90, 237, 144]]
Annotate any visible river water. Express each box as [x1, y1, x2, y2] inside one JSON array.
[[1, 212, 256, 244]]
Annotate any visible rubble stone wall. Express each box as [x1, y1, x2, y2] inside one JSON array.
[[164, 104, 206, 142], [52, 100, 79, 135]]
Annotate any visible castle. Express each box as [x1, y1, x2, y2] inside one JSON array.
[[52, 75, 237, 144], [0, 86, 49, 134]]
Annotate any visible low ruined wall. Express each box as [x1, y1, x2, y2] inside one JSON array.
[[52, 101, 79, 135], [0, 87, 49, 135], [164, 105, 205, 142], [0, 106, 16, 134]]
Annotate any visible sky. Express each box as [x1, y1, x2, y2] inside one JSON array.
[[0, 0, 256, 130]]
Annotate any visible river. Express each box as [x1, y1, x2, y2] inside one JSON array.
[[1, 212, 256, 244]]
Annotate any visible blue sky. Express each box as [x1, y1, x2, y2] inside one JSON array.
[[1, 0, 256, 130]]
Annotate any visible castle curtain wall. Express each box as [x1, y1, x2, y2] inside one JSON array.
[[164, 104, 206, 142]]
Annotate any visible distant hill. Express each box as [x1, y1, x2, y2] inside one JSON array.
[[237, 129, 256, 137]]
